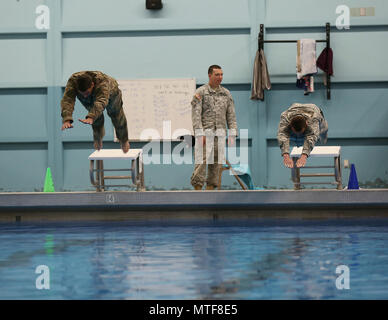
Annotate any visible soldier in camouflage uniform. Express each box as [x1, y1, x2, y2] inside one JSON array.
[[61, 71, 130, 153], [191, 65, 238, 190], [277, 103, 328, 168]]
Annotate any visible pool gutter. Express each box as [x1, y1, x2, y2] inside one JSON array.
[[0, 189, 388, 221]]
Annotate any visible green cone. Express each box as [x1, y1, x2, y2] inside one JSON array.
[[43, 167, 55, 192]]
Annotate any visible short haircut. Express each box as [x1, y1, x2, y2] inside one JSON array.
[[208, 65, 222, 75], [290, 116, 307, 132], [77, 74, 93, 92]]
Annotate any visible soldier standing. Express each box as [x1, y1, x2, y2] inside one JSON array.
[[190, 65, 238, 190], [277, 103, 328, 168], [61, 71, 130, 153]]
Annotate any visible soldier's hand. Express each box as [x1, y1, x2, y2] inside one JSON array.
[[79, 118, 94, 125], [61, 121, 73, 130], [196, 136, 206, 146], [194, 93, 202, 101], [296, 154, 307, 168], [283, 153, 294, 168], [228, 136, 235, 147]]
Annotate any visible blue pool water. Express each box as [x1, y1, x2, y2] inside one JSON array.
[[0, 218, 388, 300]]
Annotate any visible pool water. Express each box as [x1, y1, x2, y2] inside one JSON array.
[[0, 218, 388, 299]]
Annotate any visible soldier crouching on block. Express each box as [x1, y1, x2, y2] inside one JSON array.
[[277, 103, 328, 168], [61, 71, 130, 153]]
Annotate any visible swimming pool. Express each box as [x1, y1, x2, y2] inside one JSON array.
[[1, 218, 388, 299]]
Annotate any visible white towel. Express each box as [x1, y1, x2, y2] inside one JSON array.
[[296, 39, 317, 79]]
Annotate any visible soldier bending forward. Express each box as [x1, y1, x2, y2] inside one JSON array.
[[61, 71, 130, 153]]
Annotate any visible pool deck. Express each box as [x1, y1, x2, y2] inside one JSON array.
[[1, 189, 388, 222]]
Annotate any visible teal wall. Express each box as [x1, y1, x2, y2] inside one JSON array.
[[0, 0, 387, 191]]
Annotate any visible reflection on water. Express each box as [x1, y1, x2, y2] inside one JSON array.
[[0, 219, 388, 299]]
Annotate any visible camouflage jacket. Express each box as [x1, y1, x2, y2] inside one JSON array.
[[191, 84, 238, 137], [277, 103, 324, 156], [61, 71, 120, 123]]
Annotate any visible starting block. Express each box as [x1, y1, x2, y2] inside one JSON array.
[[290, 146, 342, 190], [88, 149, 145, 192]]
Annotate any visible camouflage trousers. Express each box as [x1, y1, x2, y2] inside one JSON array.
[[190, 136, 224, 188], [319, 117, 328, 144], [85, 90, 128, 144]]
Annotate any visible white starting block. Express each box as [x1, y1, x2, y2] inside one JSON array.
[[88, 149, 145, 192], [290, 146, 342, 190]]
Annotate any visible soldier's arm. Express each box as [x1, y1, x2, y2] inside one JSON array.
[[277, 113, 291, 155], [226, 94, 238, 137], [60, 79, 77, 123], [302, 120, 320, 156], [191, 91, 204, 137], [87, 81, 110, 120]]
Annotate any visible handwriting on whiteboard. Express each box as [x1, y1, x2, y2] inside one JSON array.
[[118, 79, 195, 140]]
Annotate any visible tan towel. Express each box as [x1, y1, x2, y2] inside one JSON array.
[[250, 49, 271, 100]]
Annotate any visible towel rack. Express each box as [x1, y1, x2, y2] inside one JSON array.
[[258, 23, 331, 100]]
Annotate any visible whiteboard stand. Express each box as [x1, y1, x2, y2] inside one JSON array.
[[89, 149, 145, 192]]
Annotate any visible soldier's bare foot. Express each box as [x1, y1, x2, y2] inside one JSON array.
[[94, 140, 102, 151], [121, 141, 130, 153]]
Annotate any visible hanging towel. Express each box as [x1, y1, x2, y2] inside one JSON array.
[[296, 75, 314, 95], [317, 47, 333, 76], [296, 39, 317, 79], [250, 49, 271, 101], [303, 75, 314, 95]]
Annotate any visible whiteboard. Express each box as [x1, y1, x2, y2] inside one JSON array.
[[116, 78, 195, 141]]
